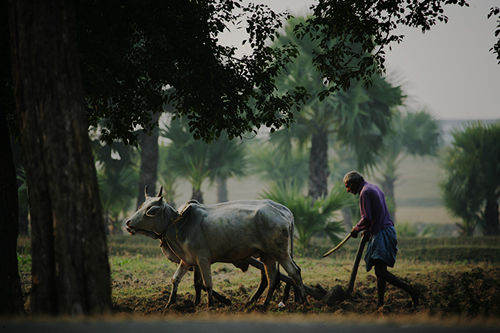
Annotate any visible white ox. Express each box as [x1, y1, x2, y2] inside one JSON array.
[[125, 187, 306, 307]]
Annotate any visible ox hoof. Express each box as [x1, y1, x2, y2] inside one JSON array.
[[253, 304, 269, 312], [165, 301, 176, 310], [219, 297, 231, 306], [245, 301, 256, 308]]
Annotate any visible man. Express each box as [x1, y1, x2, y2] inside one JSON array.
[[344, 170, 418, 308]]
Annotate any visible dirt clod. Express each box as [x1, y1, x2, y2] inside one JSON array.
[[324, 285, 347, 306]]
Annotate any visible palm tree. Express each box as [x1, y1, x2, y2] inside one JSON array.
[[207, 132, 247, 202], [261, 182, 354, 254], [440, 122, 500, 236], [135, 112, 160, 208], [160, 117, 248, 203], [272, 17, 401, 201], [249, 137, 309, 190], [375, 110, 440, 220], [161, 118, 210, 203], [93, 141, 139, 233], [157, 145, 179, 207]]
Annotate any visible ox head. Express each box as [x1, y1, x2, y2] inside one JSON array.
[[125, 186, 178, 239]]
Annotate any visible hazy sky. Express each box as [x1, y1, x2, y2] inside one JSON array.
[[222, 0, 500, 120]]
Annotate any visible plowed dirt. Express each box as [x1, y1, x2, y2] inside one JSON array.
[[115, 267, 500, 318]]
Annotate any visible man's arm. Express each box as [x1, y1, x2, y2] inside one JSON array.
[[351, 190, 372, 237]]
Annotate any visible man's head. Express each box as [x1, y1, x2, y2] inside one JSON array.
[[343, 171, 364, 195]]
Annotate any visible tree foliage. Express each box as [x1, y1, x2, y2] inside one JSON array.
[[77, 0, 307, 144], [93, 141, 139, 233], [160, 117, 248, 203], [78, 1, 472, 144], [301, 0, 469, 96], [271, 16, 402, 199], [440, 122, 500, 236], [250, 139, 309, 190], [375, 110, 440, 219], [261, 183, 354, 254], [488, 6, 500, 64]]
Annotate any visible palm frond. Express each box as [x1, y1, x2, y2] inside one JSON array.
[[260, 182, 353, 253]]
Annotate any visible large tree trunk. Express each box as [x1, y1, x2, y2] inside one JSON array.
[[0, 0, 24, 314], [136, 113, 160, 208], [308, 129, 329, 201], [9, 0, 112, 315], [9, 138, 29, 235], [0, 110, 24, 315], [484, 196, 499, 236], [216, 177, 228, 203]]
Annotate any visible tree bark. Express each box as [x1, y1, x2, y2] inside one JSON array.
[[136, 113, 160, 208], [9, 0, 112, 315], [8, 137, 29, 235], [308, 128, 329, 201], [191, 188, 204, 204], [484, 196, 499, 236], [216, 177, 228, 203], [0, 0, 24, 314], [0, 109, 24, 315]]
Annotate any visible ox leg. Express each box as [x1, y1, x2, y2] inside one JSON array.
[[248, 263, 268, 306], [197, 259, 214, 308], [247, 257, 295, 305], [195, 266, 231, 305], [279, 257, 306, 304], [261, 256, 279, 307], [193, 267, 203, 306], [282, 280, 291, 304], [167, 263, 189, 308], [278, 273, 303, 303], [244, 257, 267, 306]]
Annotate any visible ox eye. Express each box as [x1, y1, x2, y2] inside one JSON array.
[[146, 206, 161, 217]]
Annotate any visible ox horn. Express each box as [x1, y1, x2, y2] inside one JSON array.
[[144, 185, 149, 199], [157, 186, 163, 198]]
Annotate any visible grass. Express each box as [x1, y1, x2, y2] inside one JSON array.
[[103, 234, 500, 304], [16, 235, 500, 321]]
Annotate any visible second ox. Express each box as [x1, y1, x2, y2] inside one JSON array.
[[125, 187, 306, 307]]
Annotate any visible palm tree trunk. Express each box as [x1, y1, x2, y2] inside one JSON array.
[[136, 113, 160, 208], [484, 196, 499, 235], [308, 128, 329, 201], [380, 175, 396, 222], [216, 177, 228, 203], [191, 188, 204, 204]]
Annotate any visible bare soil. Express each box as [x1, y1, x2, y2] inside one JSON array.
[[114, 267, 500, 318]]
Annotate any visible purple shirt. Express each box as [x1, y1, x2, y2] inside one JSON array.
[[353, 181, 394, 237]]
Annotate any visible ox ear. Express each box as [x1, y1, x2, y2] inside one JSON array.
[[157, 186, 163, 200], [146, 205, 161, 217], [144, 185, 149, 199]]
